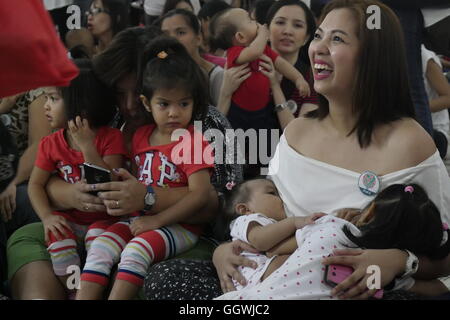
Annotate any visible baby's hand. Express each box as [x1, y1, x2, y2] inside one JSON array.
[[294, 212, 326, 229], [130, 215, 162, 236], [68, 116, 96, 151], [256, 23, 269, 42], [295, 77, 310, 97]]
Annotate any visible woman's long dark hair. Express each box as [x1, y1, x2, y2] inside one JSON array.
[[343, 184, 450, 260], [59, 59, 116, 128], [305, 0, 415, 148]]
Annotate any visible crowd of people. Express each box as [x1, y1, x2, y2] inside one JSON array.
[[1, 0, 450, 301]]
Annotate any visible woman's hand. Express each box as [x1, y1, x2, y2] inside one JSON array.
[[221, 63, 251, 97], [71, 180, 106, 212], [295, 77, 311, 97], [212, 240, 259, 293], [322, 248, 407, 299], [42, 215, 71, 243], [0, 182, 16, 222], [259, 54, 281, 86], [68, 116, 96, 152], [95, 168, 147, 216]]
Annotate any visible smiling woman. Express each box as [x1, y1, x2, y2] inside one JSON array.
[[213, 0, 450, 300]]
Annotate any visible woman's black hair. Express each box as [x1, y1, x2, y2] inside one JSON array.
[[343, 184, 450, 260], [59, 59, 116, 128], [197, 0, 231, 21], [93, 26, 162, 90], [155, 8, 201, 36], [305, 0, 415, 148], [89, 0, 129, 36], [266, 0, 316, 72], [141, 36, 209, 123], [162, 0, 194, 16], [251, 0, 275, 25]]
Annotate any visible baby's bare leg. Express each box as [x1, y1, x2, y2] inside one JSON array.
[[261, 255, 290, 281]]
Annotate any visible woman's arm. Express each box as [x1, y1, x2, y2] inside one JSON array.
[[93, 168, 216, 225], [259, 54, 294, 129], [217, 63, 251, 115], [130, 169, 216, 235], [46, 176, 106, 212], [426, 59, 450, 113], [0, 94, 51, 221]]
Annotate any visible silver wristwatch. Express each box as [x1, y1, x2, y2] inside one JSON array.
[[274, 100, 298, 114], [399, 249, 419, 279], [144, 185, 156, 211]]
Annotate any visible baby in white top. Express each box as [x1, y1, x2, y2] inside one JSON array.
[[223, 178, 324, 290]]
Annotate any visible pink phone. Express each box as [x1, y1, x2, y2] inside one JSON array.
[[324, 264, 384, 299]]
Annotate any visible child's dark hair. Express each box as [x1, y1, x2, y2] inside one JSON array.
[[59, 59, 116, 128], [216, 177, 267, 241], [209, 8, 236, 50], [141, 36, 209, 122], [343, 184, 450, 260]]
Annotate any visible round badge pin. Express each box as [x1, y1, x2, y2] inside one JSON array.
[[358, 171, 380, 196]]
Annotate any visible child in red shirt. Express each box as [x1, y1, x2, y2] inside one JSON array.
[[28, 59, 127, 293], [210, 8, 311, 111], [77, 36, 216, 300]]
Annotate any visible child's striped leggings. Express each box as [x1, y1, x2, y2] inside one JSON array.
[[81, 219, 198, 287], [46, 218, 118, 277]]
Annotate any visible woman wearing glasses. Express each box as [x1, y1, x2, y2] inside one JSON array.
[[72, 0, 129, 55]]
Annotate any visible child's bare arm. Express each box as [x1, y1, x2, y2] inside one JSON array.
[[29, 166, 72, 242], [266, 236, 298, 257], [129, 169, 215, 235], [235, 24, 269, 65], [69, 117, 123, 180], [274, 56, 310, 97], [247, 213, 325, 252], [247, 218, 296, 252], [28, 166, 54, 221]]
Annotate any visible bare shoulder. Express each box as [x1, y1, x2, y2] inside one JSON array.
[[382, 118, 437, 167], [284, 116, 316, 144]]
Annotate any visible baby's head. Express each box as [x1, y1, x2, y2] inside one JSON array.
[[344, 184, 450, 260], [224, 178, 285, 221], [209, 8, 259, 50]]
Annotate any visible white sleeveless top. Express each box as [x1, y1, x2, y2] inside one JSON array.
[[268, 134, 450, 225]]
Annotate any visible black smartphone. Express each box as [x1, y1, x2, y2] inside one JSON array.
[[83, 162, 111, 195]]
